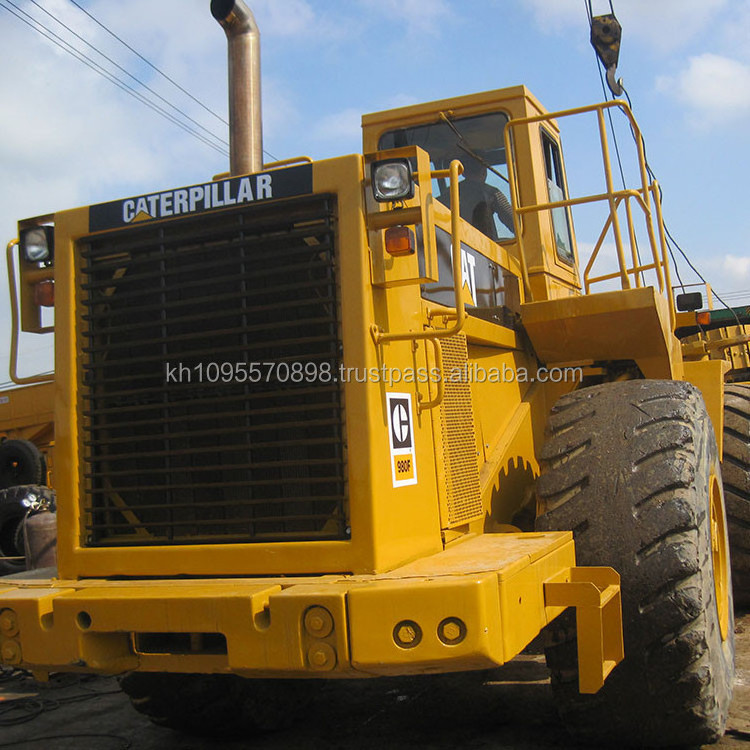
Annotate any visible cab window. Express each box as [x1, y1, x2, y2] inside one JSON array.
[[541, 131, 575, 265], [379, 112, 515, 242]]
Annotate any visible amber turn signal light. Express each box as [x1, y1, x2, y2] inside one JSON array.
[[384, 226, 415, 256], [696, 311, 711, 326], [34, 280, 55, 308]]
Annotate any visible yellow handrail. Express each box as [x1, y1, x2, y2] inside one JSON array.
[[371, 159, 466, 346], [504, 99, 677, 330], [370, 159, 465, 413], [6, 239, 55, 386]]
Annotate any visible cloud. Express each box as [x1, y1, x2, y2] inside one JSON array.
[[357, 0, 452, 36], [250, 0, 317, 36], [0, 0, 229, 376], [657, 54, 750, 124], [723, 255, 750, 280], [242, 0, 348, 42], [521, 0, 729, 52]]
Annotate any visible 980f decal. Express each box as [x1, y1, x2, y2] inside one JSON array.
[[386, 393, 418, 488]]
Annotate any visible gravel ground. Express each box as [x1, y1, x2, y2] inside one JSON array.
[[0, 611, 748, 750]]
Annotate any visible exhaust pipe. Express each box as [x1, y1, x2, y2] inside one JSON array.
[[211, 0, 263, 175]]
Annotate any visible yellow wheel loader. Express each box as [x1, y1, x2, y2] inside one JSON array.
[[0, 1, 739, 745]]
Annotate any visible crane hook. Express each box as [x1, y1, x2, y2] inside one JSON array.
[[590, 13, 624, 97]]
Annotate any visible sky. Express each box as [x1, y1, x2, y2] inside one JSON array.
[[1, 0, 749, 379]]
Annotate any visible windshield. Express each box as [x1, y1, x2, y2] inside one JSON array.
[[379, 112, 514, 242]]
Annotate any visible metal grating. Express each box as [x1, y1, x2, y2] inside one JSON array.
[[79, 195, 348, 546], [438, 335, 482, 526]]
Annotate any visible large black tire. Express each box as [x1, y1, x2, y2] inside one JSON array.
[[0, 439, 45, 490], [722, 383, 750, 606], [119, 672, 308, 737], [0, 485, 55, 575], [536, 380, 734, 747]]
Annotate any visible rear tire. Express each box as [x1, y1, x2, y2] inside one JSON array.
[[119, 672, 308, 737], [722, 383, 750, 606], [536, 380, 734, 747], [0, 440, 45, 490]]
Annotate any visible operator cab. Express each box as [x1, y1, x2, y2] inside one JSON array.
[[363, 86, 581, 302], [378, 111, 515, 243]]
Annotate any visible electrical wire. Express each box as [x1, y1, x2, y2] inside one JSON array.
[[66, 0, 280, 163], [0, 673, 122, 728], [587, 1, 627, 190], [618, 84, 744, 328], [27, 0, 229, 151], [585, 0, 745, 318], [0, 0, 228, 157], [1, 0, 227, 156], [713, 291, 750, 301], [585, 0, 643, 283], [0, 672, 130, 748], [67, 0, 227, 127]]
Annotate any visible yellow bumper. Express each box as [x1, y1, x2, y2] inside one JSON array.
[[0, 532, 622, 693]]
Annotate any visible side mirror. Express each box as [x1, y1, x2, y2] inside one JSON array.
[[676, 292, 703, 312]]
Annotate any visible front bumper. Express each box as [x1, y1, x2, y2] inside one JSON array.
[[0, 532, 622, 693]]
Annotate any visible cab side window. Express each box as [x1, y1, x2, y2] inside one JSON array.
[[541, 132, 575, 265]]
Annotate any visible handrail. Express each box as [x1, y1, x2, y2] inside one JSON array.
[[263, 156, 313, 170], [370, 159, 465, 413], [504, 99, 676, 330], [6, 239, 55, 386], [371, 159, 466, 346]]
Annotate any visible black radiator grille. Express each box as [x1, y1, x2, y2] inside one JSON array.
[[79, 195, 347, 546]]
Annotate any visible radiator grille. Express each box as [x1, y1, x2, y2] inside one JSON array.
[[439, 335, 482, 526], [79, 195, 348, 546]]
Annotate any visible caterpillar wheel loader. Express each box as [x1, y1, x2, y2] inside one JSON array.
[[0, 1, 739, 746]]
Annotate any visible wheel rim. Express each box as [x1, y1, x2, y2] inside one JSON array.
[[710, 473, 730, 641]]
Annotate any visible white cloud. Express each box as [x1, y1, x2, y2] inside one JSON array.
[[358, 0, 452, 36], [683, 254, 750, 301], [522, 0, 729, 52], [242, 0, 348, 42], [657, 54, 750, 124], [250, 0, 317, 36], [0, 0, 229, 377], [723, 255, 750, 280]]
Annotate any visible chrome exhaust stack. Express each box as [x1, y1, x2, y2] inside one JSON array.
[[211, 0, 263, 175]]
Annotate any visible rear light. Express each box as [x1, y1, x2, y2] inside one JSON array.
[[384, 226, 415, 256], [696, 311, 711, 326], [33, 280, 54, 308]]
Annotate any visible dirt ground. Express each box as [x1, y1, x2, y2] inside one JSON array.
[[1, 612, 748, 750]]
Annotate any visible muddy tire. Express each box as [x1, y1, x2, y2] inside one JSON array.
[[536, 380, 734, 747], [0, 440, 45, 490], [119, 672, 307, 737], [722, 383, 750, 606]]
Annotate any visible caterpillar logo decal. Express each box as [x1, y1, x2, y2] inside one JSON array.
[[458, 247, 477, 306], [420, 226, 507, 316], [386, 393, 418, 488], [88, 163, 313, 232]]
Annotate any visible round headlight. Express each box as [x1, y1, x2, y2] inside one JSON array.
[[371, 159, 414, 202]]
